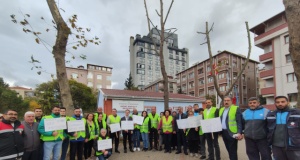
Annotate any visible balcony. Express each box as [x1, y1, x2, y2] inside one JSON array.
[[254, 23, 288, 42], [218, 78, 227, 84], [207, 82, 214, 87], [261, 87, 275, 95], [259, 51, 274, 62], [260, 69, 274, 78]]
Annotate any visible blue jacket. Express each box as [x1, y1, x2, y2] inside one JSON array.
[[242, 106, 269, 140]]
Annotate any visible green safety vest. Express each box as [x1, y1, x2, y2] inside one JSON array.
[[94, 112, 107, 124], [162, 116, 173, 133], [203, 107, 217, 119], [40, 115, 64, 141], [198, 126, 204, 135], [148, 113, 159, 129], [130, 113, 141, 129], [87, 120, 96, 140], [219, 106, 238, 134], [140, 117, 150, 133], [108, 115, 121, 125], [68, 117, 87, 140], [95, 136, 110, 156]]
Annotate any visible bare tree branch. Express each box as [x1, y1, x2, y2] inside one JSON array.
[[163, 0, 174, 25], [155, 9, 161, 17]]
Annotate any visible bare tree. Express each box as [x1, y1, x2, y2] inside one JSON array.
[[198, 22, 252, 103], [144, 0, 175, 110], [283, 0, 300, 109]]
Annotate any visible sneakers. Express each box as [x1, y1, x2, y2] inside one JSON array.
[[137, 147, 141, 151], [200, 155, 207, 159], [190, 153, 194, 157], [195, 153, 199, 157], [133, 147, 136, 151]]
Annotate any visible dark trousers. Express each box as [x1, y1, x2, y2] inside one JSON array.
[[84, 139, 94, 159], [69, 141, 84, 160], [245, 137, 271, 160], [205, 132, 220, 160], [189, 140, 199, 154], [163, 133, 172, 151], [149, 128, 158, 149], [122, 131, 132, 150], [222, 130, 238, 160], [272, 146, 300, 160], [172, 132, 177, 149], [38, 140, 44, 160], [61, 137, 69, 160], [176, 130, 187, 153], [200, 134, 206, 155], [22, 149, 39, 160], [110, 131, 120, 151]]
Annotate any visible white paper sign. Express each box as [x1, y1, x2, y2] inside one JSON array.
[[97, 139, 112, 150], [187, 116, 201, 128], [112, 100, 144, 111], [109, 123, 121, 133], [121, 121, 134, 130], [132, 115, 144, 125], [176, 119, 188, 129], [44, 117, 67, 132], [67, 120, 85, 132], [201, 118, 222, 133]]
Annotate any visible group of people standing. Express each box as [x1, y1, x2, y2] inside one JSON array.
[[0, 95, 300, 160]]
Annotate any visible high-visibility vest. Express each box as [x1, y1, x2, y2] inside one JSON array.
[[203, 107, 217, 119], [199, 126, 204, 135], [87, 120, 96, 140], [148, 113, 159, 129], [162, 116, 173, 133], [140, 117, 150, 133], [108, 115, 121, 124], [69, 117, 87, 140], [130, 113, 141, 129], [40, 115, 64, 141], [94, 112, 107, 124], [219, 106, 238, 134], [95, 136, 110, 156]]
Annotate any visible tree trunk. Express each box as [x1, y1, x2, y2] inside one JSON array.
[[160, 0, 169, 111], [47, 0, 74, 115], [283, 0, 300, 109]]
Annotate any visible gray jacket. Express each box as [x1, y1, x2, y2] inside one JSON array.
[[22, 121, 40, 151]]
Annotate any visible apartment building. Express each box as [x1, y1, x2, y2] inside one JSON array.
[[129, 29, 189, 90], [66, 64, 112, 91], [144, 76, 178, 93], [176, 50, 259, 109], [250, 11, 297, 109], [9, 86, 35, 99]]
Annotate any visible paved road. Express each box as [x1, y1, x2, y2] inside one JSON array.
[[107, 137, 248, 160]]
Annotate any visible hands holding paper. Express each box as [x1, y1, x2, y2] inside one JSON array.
[[52, 131, 58, 137], [73, 132, 78, 138]]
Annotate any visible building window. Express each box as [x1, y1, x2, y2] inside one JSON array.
[[106, 76, 111, 81], [169, 49, 173, 53], [288, 93, 298, 102], [219, 85, 226, 92], [182, 63, 185, 66], [286, 54, 291, 63], [106, 85, 111, 89], [137, 69, 145, 75], [176, 61, 179, 65], [137, 52, 145, 58], [198, 68, 203, 74], [87, 82, 93, 87], [107, 68, 111, 72], [208, 76, 213, 83], [199, 78, 204, 85], [87, 72, 93, 79], [97, 75, 102, 80], [72, 73, 78, 79], [188, 72, 194, 79], [137, 63, 145, 69], [284, 35, 289, 44], [189, 81, 194, 88], [169, 53, 173, 59], [287, 73, 297, 82], [207, 66, 211, 71], [148, 65, 152, 70], [199, 89, 204, 96], [97, 84, 102, 89], [218, 73, 225, 79]]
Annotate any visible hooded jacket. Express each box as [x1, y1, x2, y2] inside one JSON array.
[[0, 119, 24, 159]]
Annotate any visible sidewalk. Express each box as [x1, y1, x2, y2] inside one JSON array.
[[108, 137, 248, 160]]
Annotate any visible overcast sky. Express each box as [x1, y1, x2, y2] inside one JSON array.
[[0, 0, 284, 89]]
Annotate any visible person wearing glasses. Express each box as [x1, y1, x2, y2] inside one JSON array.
[[0, 109, 24, 160]]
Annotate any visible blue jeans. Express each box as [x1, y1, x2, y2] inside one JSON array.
[[133, 130, 140, 147], [141, 132, 149, 149], [43, 141, 63, 160], [97, 151, 112, 160]]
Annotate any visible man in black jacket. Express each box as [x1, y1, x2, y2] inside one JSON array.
[[267, 96, 300, 159], [174, 106, 188, 155], [121, 109, 134, 153], [0, 109, 24, 160]]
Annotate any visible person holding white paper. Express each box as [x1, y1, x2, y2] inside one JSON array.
[[203, 99, 220, 160], [158, 109, 174, 153], [68, 107, 87, 160], [93, 129, 112, 160], [107, 108, 121, 153], [131, 108, 141, 151], [174, 107, 188, 155], [121, 109, 134, 153], [38, 106, 64, 160], [185, 110, 200, 158]]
